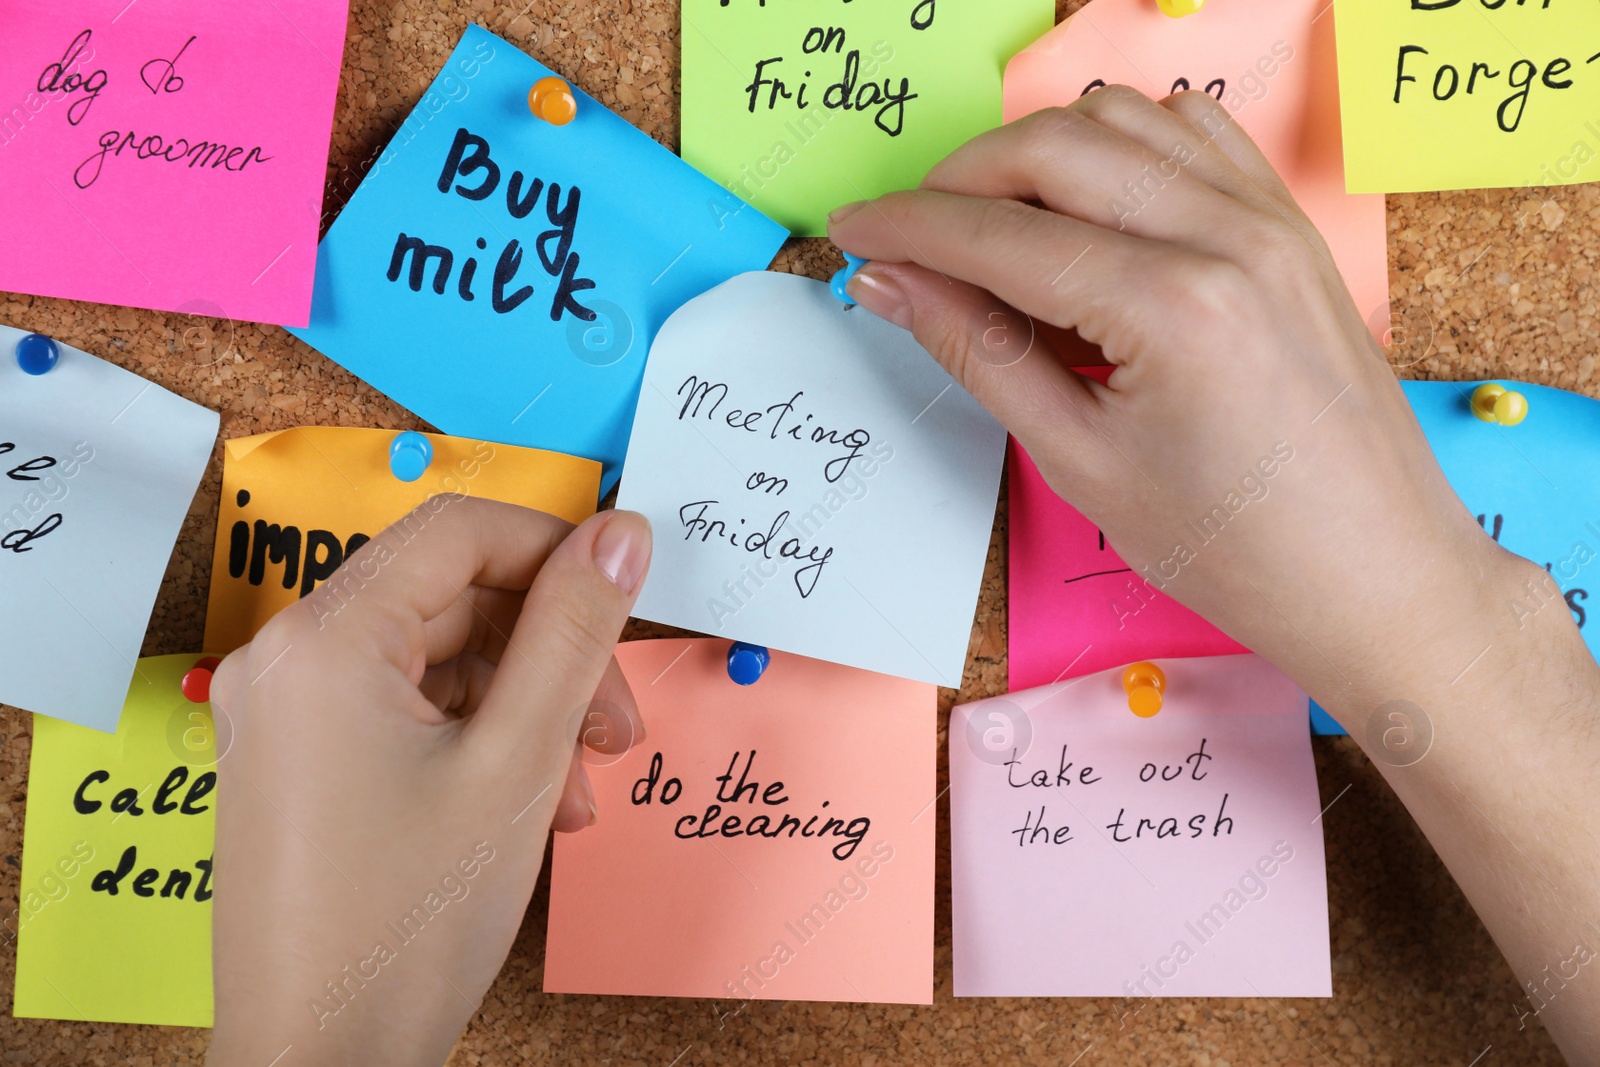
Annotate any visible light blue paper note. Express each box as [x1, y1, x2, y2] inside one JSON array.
[[290, 26, 788, 495]]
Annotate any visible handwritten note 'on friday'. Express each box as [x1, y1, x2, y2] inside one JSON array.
[[950, 655, 1330, 999], [0, 2, 349, 325], [545, 639, 936, 1004], [291, 26, 787, 495], [201, 426, 599, 654], [14, 654, 218, 1027], [681, 0, 1053, 237], [616, 272, 1006, 688], [1335, 1, 1600, 192], [0, 325, 217, 733]]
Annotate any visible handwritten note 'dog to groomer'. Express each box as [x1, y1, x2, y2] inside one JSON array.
[[617, 272, 1006, 687], [0, 3, 349, 325], [950, 656, 1330, 999], [546, 639, 936, 1004]]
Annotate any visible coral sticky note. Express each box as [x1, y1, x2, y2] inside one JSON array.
[[1005, 0, 1390, 333], [202, 427, 599, 654], [0, 2, 349, 325], [546, 639, 936, 1004], [0, 325, 217, 733], [681, 0, 1054, 236], [291, 26, 787, 494], [14, 654, 220, 1027], [1335, 2, 1600, 192], [951, 655, 1331, 999]]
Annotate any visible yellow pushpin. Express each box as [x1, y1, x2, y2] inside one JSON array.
[[1471, 382, 1529, 427], [1157, 0, 1204, 17], [528, 76, 577, 126], [1123, 662, 1167, 718]]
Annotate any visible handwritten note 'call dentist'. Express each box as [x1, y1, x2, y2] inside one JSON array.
[[617, 272, 1006, 688]]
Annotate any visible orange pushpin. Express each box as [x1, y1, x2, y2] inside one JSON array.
[[1471, 382, 1528, 427], [1157, 0, 1204, 17], [528, 76, 577, 126], [1123, 662, 1166, 718]]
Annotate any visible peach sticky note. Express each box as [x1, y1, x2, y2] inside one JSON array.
[[1008, 441, 1247, 691], [546, 638, 936, 1004], [951, 655, 1331, 999], [202, 427, 599, 654], [1005, 0, 1390, 334]]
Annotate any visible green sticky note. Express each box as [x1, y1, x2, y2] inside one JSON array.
[[14, 654, 218, 1028], [682, 1, 1055, 236]]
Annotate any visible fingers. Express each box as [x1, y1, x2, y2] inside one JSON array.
[[580, 656, 645, 756], [550, 745, 597, 833], [1160, 91, 1300, 214]]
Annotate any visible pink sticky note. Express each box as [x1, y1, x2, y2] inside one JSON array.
[[1009, 440, 1247, 691], [951, 655, 1331, 999], [0, 3, 349, 326], [546, 639, 936, 1004], [1005, 0, 1390, 335]]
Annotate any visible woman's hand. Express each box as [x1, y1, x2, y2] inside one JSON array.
[[206, 499, 651, 1066]]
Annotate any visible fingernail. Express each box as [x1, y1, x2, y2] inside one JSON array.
[[593, 512, 650, 595], [828, 200, 868, 224], [847, 267, 913, 331], [580, 767, 597, 827]]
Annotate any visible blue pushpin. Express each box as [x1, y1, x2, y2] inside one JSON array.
[[727, 642, 771, 686], [15, 333, 59, 376], [829, 252, 868, 307], [389, 431, 433, 482]]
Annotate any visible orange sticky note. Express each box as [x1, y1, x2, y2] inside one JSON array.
[[1004, 0, 1390, 337], [545, 639, 936, 1004], [202, 427, 600, 653]]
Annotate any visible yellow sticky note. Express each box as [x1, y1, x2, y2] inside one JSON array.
[[14, 654, 220, 1027], [202, 427, 600, 653], [1335, 2, 1600, 192]]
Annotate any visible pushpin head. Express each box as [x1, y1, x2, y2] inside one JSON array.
[[1471, 382, 1528, 426], [1156, 0, 1204, 16], [15, 333, 59, 376], [728, 642, 771, 686], [1122, 661, 1166, 718], [181, 656, 222, 704], [830, 252, 868, 306], [529, 76, 577, 126], [389, 431, 433, 482]]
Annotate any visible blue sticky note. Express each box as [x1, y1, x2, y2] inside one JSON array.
[[291, 26, 788, 495]]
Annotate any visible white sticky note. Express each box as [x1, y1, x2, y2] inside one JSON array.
[[950, 655, 1331, 1000], [617, 271, 1005, 687], [0, 326, 218, 732]]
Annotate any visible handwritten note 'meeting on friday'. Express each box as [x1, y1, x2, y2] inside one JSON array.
[[0, 3, 348, 326], [950, 656, 1331, 999], [201, 427, 599, 654], [1005, 0, 1389, 334], [291, 26, 787, 495], [14, 655, 218, 1027], [616, 272, 1006, 688], [1335, 1, 1600, 192], [0, 326, 217, 733], [681, 0, 1053, 237], [545, 639, 936, 1004]]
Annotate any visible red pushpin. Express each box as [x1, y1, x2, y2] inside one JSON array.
[[181, 656, 221, 704], [528, 76, 577, 126], [1122, 661, 1167, 718]]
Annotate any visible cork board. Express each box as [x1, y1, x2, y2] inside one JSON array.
[[0, 1, 1583, 1063]]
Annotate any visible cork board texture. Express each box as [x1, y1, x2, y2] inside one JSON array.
[[0, 1, 1582, 1064]]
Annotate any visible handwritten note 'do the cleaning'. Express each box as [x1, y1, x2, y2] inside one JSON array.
[[0, 326, 217, 733], [546, 639, 936, 1004], [1335, 2, 1600, 192], [291, 26, 787, 494], [951, 656, 1330, 999], [0, 3, 349, 325], [681, 0, 1053, 237], [15, 655, 218, 1027], [617, 272, 1005, 688]]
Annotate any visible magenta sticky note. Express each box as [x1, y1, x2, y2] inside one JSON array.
[[951, 655, 1332, 999], [0, 3, 349, 326], [1008, 440, 1248, 690]]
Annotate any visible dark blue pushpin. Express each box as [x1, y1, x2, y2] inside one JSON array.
[[15, 333, 60, 376], [727, 642, 770, 686], [829, 252, 868, 307], [389, 431, 433, 482]]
